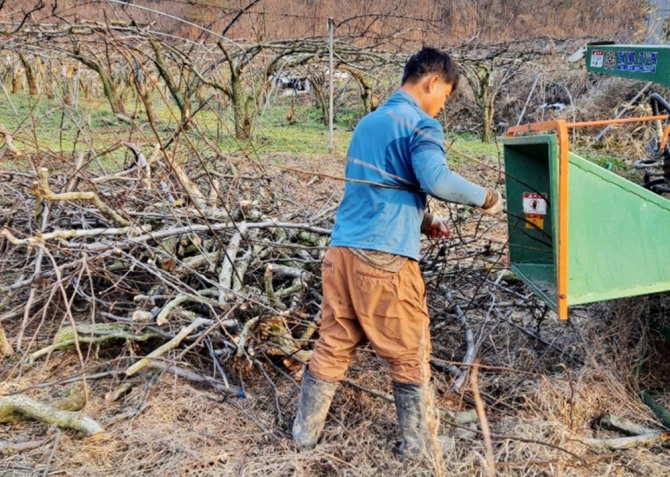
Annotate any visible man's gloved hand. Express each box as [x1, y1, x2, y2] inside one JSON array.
[[481, 188, 504, 216], [421, 214, 450, 238]]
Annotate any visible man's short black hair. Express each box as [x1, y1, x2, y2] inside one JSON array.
[[401, 47, 459, 90]]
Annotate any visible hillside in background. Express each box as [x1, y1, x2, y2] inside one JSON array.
[[5, 0, 649, 45]]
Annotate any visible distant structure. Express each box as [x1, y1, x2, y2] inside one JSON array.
[[270, 73, 310, 93], [647, 0, 670, 43]]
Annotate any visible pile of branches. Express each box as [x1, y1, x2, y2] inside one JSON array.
[[0, 145, 334, 403]]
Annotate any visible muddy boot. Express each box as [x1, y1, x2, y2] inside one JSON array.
[[292, 370, 339, 449], [393, 381, 432, 458]]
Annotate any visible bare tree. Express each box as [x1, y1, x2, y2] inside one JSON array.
[[18, 52, 39, 96], [68, 35, 129, 115], [149, 38, 198, 128], [459, 46, 530, 143]]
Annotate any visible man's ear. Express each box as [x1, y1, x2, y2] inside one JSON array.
[[426, 74, 441, 92]]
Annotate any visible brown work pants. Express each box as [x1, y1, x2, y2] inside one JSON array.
[[309, 247, 431, 384]]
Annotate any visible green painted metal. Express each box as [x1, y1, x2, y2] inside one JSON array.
[[566, 152, 670, 305], [586, 44, 670, 86], [503, 134, 670, 315], [503, 135, 559, 309]]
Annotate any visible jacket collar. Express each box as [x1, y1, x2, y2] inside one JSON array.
[[391, 90, 421, 110]]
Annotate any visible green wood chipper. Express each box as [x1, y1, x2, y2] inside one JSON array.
[[503, 43, 670, 320]]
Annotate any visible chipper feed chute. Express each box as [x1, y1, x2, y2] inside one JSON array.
[[503, 129, 670, 320]]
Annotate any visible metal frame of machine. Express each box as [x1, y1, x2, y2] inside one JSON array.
[[505, 115, 670, 320]]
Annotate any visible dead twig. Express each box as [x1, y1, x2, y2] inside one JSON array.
[[125, 318, 210, 376], [472, 360, 496, 477], [37, 168, 129, 226], [0, 394, 103, 436], [580, 433, 670, 450], [0, 438, 50, 456]]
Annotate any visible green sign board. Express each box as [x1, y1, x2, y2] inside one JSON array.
[[586, 44, 670, 87]]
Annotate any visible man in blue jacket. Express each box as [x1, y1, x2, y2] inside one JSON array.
[[293, 47, 503, 457]]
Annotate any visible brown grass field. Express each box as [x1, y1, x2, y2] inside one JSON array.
[[2, 148, 670, 477]]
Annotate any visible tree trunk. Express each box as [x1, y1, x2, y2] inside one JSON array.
[[11, 63, 21, 94], [482, 97, 494, 143], [339, 64, 374, 114], [232, 74, 252, 139], [308, 76, 328, 126], [150, 40, 192, 128], [18, 52, 38, 96], [479, 68, 493, 143], [75, 55, 125, 115], [94, 67, 124, 114], [182, 98, 192, 127], [36, 57, 55, 100], [462, 61, 496, 143]]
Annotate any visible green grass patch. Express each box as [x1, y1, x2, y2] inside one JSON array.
[[227, 126, 351, 156], [572, 148, 643, 182], [0, 90, 503, 175], [445, 132, 502, 165]]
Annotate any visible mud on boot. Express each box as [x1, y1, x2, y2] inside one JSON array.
[[393, 381, 436, 458], [292, 370, 339, 449]]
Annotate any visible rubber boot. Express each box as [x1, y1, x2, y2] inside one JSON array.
[[393, 381, 433, 458], [292, 370, 339, 449]]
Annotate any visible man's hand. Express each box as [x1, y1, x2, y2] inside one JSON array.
[[427, 215, 450, 239], [481, 189, 504, 216]]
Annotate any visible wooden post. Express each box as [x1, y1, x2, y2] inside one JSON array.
[[73, 67, 81, 111], [328, 17, 334, 153], [0, 79, 18, 118]]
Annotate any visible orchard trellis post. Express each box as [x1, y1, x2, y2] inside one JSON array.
[[328, 17, 334, 153]]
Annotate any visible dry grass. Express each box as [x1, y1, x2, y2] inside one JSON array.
[[2, 144, 670, 477], [2, 288, 669, 477]]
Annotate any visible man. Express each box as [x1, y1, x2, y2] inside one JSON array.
[[292, 47, 503, 456]]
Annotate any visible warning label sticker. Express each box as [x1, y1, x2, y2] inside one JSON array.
[[523, 193, 547, 229], [590, 50, 604, 68], [523, 193, 547, 215], [525, 215, 544, 229]]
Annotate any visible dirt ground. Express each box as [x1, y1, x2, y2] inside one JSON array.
[[2, 151, 670, 477]]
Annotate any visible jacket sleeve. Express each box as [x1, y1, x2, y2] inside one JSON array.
[[410, 117, 486, 207]]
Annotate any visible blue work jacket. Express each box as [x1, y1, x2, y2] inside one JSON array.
[[330, 91, 486, 260]]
